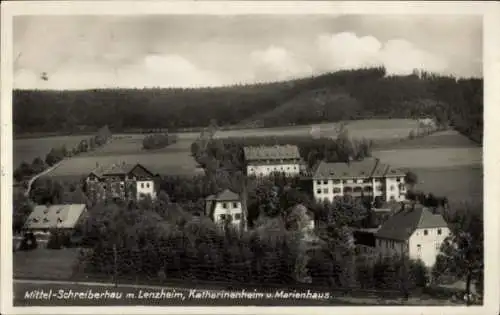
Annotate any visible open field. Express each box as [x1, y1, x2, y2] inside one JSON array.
[[374, 129, 481, 150], [13, 135, 92, 169], [210, 118, 420, 140], [411, 166, 483, 205], [372, 147, 482, 169]]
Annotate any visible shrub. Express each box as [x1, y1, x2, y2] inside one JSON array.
[[143, 133, 179, 150]]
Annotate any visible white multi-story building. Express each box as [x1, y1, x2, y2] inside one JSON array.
[[205, 189, 244, 229], [311, 158, 407, 203], [375, 202, 450, 268], [243, 145, 302, 177]]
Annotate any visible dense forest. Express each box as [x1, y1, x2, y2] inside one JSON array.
[[13, 67, 482, 143]]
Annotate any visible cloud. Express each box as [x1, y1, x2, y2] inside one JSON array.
[[249, 46, 313, 81], [14, 54, 226, 90], [314, 32, 448, 75]]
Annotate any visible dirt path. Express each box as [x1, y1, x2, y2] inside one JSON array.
[[24, 160, 63, 197]]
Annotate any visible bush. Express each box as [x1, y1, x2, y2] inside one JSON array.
[[19, 232, 38, 251], [143, 133, 179, 150]]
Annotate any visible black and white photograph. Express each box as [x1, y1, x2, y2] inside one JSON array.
[[1, 1, 498, 314]]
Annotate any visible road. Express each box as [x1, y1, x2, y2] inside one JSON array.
[[23, 160, 63, 197]]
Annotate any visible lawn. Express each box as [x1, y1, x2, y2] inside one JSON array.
[[13, 248, 81, 280], [212, 118, 419, 140], [411, 166, 483, 206], [13, 135, 93, 169]]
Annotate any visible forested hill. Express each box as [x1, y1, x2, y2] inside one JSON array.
[[13, 67, 482, 142]]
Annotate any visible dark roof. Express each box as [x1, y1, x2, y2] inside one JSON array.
[[243, 145, 300, 161], [375, 204, 448, 241], [90, 163, 157, 177], [206, 189, 240, 201], [312, 158, 405, 179]]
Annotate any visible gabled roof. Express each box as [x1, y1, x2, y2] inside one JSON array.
[[243, 145, 300, 161], [375, 204, 448, 241], [24, 204, 87, 230], [312, 158, 405, 179], [89, 163, 157, 178], [206, 189, 241, 201]]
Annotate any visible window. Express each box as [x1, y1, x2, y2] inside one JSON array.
[[390, 185, 395, 191], [424, 229, 428, 236], [323, 188, 328, 194], [396, 178, 401, 182], [141, 183, 144, 189], [333, 180, 341, 184], [390, 196, 395, 201], [222, 202, 228, 209], [323, 180, 328, 185], [363, 179, 371, 184], [232, 202, 238, 208], [316, 180, 321, 185], [234, 213, 241, 220], [146, 183, 150, 188], [316, 189, 321, 194], [103, 184, 107, 190], [437, 229, 442, 235], [219, 214, 226, 221], [333, 188, 341, 193]]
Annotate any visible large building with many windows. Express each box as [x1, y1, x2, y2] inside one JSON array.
[[85, 162, 159, 202], [243, 145, 303, 177], [311, 158, 407, 203]]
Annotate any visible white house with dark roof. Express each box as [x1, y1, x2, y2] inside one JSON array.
[[375, 202, 450, 268], [23, 204, 88, 234], [86, 162, 159, 202], [243, 145, 302, 177], [205, 189, 244, 229], [311, 158, 407, 203]]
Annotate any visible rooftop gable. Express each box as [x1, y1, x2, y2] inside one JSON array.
[[375, 204, 448, 241], [206, 189, 241, 201]]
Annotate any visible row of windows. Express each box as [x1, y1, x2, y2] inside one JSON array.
[[249, 165, 298, 172], [419, 229, 442, 236], [219, 213, 242, 221], [316, 178, 404, 185], [221, 202, 239, 209], [101, 182, 151, 190]]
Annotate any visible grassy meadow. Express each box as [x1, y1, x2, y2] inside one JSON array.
[[13, 135, 92, 169]]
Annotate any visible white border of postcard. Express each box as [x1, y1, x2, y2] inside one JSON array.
[[2, 1, 500, 315]]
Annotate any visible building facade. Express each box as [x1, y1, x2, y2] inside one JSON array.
[[205, 189, 244, 229], [311, 158, 407, 203], [243, 145, 302, 177], [85, 163, 159, 203], [375, 202, 450, 268]]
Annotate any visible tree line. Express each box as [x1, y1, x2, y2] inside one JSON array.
[[191, 130, 374, 174], [13, 67, 482, 143], [13, 126, 112, 183]]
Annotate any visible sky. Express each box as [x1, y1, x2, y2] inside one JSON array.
[[13, 15, 482, 90]]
